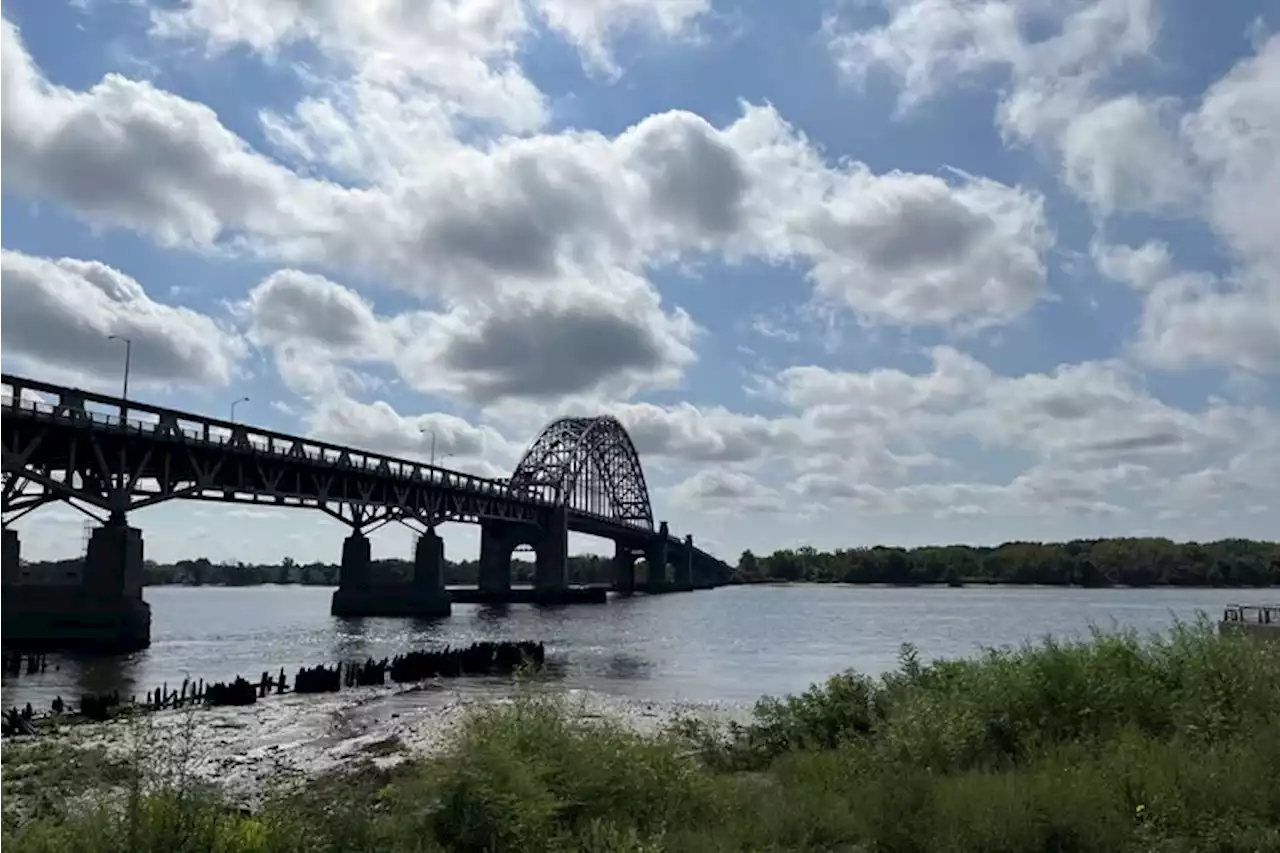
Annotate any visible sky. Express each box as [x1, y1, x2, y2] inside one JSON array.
[[1, 0, 1277, 566]]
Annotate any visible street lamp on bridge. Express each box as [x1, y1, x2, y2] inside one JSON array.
[[230, 396, 250, 422], [419, 426, 454, 468], [106, 334, 132, 401]]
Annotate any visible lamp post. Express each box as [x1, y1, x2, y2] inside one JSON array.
[[230, 396, 250, 422], [421, 426, 437, 467], [107, 334, 132, 401], [419, 426, 455, 468]]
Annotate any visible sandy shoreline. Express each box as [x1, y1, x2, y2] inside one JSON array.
[[6, 678, 747, 809]]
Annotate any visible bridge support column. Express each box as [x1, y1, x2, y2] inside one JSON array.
[[674, 534, 693, 590], [341, 532, 372, 590], [534, 506, 569, 594], [332, 530, 451, 618], [331, 532, 371, 615], [2, 520, 152, 651], [414, 531, 445, 593], [84, 521, 152, 649], [2, 528, 19, 584], [479, 522, 516, 595], [612, 542, 635, 596]]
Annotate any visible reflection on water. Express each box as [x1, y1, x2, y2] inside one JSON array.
[[602, 654, 651, 682], [69, 654, 139, 704], [1, 584, 1250, 710]]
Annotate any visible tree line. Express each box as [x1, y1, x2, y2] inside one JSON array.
[[734, 537, 1279, 587], [17, 554, 620, 588], [16, 536, 1277, 588]]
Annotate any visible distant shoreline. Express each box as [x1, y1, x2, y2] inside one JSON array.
[[15, 536, 1278, 590], [129, 577, 1279, 591]]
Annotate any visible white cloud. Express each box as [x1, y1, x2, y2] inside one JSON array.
[[2, 14, 1058, 389], [3, 2, 1275, 563], [245, 269, 385, 356], [396, 279, 698, 404], [776, 346, 1260, 467], [533, 0, 712, 75], [829, 0, 1182, 216], [798, 166, 1052, 327], [1186, 33, 1280, 267], [0, 19, 378, 255], [669, 469, 788, 514], [627, 346, 1278, 524], [304, 395, 516, 478], [1083, 33, 1280, 375], [1053, 94, 1200, 215], [150, 0, 713, 131], [0, 250, 245, 389], [240, 269, 697, 404], [827, 2, 1280, 373], [151, 0, 546, 132]]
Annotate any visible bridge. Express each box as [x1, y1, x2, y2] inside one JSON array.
[[0, 374, 731, 651]]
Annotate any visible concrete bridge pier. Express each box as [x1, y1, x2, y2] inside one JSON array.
[[330, 531, 371, 615], [644, 524, 669, 592], [2, 527, 18, 584], [612, 542, 636, 595], [533, 506, 569, 595], [466, 515, 603, 605], [2, 517, 152, 651], [331, 529, 451, 618], [478, 521, 518, 595], [413, 531, 445, 593], [696, 548, 716, 589]]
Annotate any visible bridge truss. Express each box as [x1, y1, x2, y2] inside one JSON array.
[[0, 375, 545, 534], [509, 416, 655, 532]]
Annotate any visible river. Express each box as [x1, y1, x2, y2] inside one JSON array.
[[1, 584, 1247, 711]]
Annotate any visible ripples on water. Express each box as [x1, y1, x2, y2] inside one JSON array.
[[1, 584, 1246, 710]]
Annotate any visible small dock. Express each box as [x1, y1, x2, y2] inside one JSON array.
[[1220, 603, 1280, 642]]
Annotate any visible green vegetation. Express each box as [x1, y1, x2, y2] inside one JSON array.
[[20, 536, 1277, 589], [735, 537, 1280, 587], [6, 622, 1279, 852], [20, 554, 621, 588]]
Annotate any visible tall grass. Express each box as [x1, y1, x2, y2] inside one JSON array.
[[5, 621, 1279, 852]]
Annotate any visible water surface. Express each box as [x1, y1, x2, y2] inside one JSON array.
[[1, 584, 1248, 710]]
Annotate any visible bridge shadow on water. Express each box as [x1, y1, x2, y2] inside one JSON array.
[[3, 651, 144, 709]]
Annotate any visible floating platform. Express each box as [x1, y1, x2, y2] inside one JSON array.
[[449, 586, 608, 605], [1220, 603, 1280, 643]]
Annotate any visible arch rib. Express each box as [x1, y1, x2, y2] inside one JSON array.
[[509, 416, 654, 531]]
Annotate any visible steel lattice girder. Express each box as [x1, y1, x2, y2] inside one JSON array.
[[0, 404, 546, 527], [0, 375, 664, 542], [508, 416, 655, 531]]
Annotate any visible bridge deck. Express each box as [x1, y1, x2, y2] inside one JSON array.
[[1, 375, 724, 564]]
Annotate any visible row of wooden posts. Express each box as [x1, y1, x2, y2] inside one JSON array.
[[3, 651, 52, 677], [2, 641, 548, 732]]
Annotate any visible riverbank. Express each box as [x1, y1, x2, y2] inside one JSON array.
[[5, 620, 1278, 852], [1, 678, 727, 819]]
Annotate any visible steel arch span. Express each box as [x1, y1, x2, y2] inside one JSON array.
[[509, 416, 654, 531]]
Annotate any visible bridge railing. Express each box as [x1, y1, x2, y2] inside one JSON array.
[[0, 389, 533, 503]]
